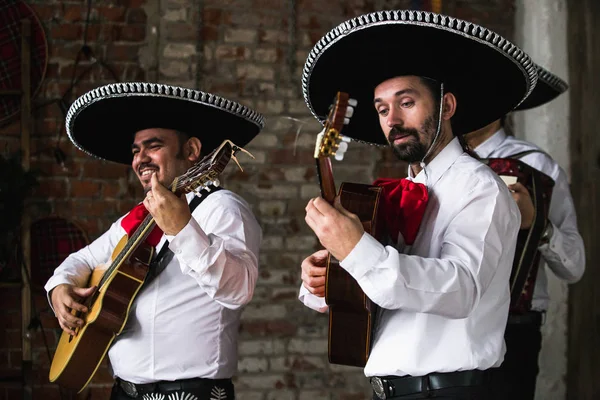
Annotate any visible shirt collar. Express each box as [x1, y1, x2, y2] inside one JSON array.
[[473, 128, 507, 158], [407, 136, 464, 188]]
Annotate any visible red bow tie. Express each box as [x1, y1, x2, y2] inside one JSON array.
[[373, 178, 429, 245], [121, 203, 163, 247]]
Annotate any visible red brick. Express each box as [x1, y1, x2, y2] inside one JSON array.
[[62, 5, 87, 22], [106, 44, 141, 61], [118, 24, 146, 41], [39, 313, 60, 331], [268, 149, 314, 164], [50, 24, 84, 41], [203, 8, 224, 25], [127, 8, 148, 24], [97, 6, 127, 22], [72, 200, 118, 218], [30, 5, 58, 21], [0, 120, 20, 136], [8, 351, 22, 369], [31, 329, 59, 352], [31, 179, 68, 198], [83, 161, 129, 180], [32, 385, 62, 399], [32, 160, 81, 178], [201, 26, 219, 41], [0, 289, 21, 311], [70, 180, 102, 198], [0, 313, 21, 330], [3, 386, 23, 400], [0, 330, 22, 349]]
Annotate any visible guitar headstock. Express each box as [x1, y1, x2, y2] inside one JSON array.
[[170, 140, 253, 196], [314, 92, 357, 161]]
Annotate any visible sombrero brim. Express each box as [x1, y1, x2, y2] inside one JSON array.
[[303, 10, 537, 145], [66, 82, 265, 165], [514, 65, 568, 111]]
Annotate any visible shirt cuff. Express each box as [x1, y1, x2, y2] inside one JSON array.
[[44, 276, 76, 315], [339, 232, 386, 281], [538, 221, 568, 264], [298, 284, 329, 313]]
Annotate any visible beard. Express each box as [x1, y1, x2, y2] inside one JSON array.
[[388, 115, 438, 163]]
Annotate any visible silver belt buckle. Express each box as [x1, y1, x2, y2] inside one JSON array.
[[370, 377, 387, 400], [120, 380, 139, 398]]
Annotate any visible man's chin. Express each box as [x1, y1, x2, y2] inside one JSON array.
[[391, 144, 425, 163]]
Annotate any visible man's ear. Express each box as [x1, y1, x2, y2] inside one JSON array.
[[186, 137, 202, 162], [442, 92, 457, 121]]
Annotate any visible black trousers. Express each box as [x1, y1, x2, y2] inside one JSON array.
[[110, 378, 235, 400], [372, 385, 486, 399], [487, 312, 543, 400]]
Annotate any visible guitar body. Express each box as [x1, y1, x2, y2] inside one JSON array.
[[49, 235, 153, 392], [325, 182, 384, 367]]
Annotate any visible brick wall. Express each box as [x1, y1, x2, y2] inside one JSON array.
[[0, 1, 514, 399]]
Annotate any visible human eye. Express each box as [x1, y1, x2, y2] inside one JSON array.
[[377, 108, 389, 116], [401, 100, 414, 108]]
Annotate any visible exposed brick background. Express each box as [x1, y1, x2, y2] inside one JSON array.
[[0, 1, 515, 399]]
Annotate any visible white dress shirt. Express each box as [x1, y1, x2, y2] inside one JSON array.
[[474, 128, 585, 311], [45, 190, 261, 384], [299, 137, 521, 377]]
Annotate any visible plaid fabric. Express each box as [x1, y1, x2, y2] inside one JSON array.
[[0, 0, 48, 124], [30, 217, 89, 288]]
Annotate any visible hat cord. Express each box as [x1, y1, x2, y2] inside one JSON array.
[[418, 82, 445, 176]]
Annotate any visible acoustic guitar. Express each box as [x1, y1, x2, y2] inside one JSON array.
[[49, 140, 252, 392], [313, 92, 384, 367]]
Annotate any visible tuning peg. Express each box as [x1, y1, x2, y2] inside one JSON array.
[[211, 178, 220, 187], [344, 117, 350, 125], [345, 107, 354, 118], [334, 140, 349, 161], [348, 98, 358, 107]]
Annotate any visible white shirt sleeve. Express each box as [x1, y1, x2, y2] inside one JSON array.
[[538, 166, 585, 282], [298, 283, 329, 313], [338, 181, 520, 318], [43, 218, 125, 313], [166, 192, 261, 310]]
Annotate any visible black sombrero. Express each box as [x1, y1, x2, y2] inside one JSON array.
[[514, 64, 568, 111], [65, 82, 265, 165], [302, 10, 538, 145]]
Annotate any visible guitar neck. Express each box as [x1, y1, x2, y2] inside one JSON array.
[[316, 157, 337, 204], [95, 213, 157, 291]]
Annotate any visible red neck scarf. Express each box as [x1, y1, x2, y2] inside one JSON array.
[[120, 203, 163, 247], [373, 178, 429, 245]]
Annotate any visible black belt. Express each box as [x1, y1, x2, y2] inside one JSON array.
[[117, 377, 232, 398], [370, 370, 486, 399], [507, 311, 544, 325]]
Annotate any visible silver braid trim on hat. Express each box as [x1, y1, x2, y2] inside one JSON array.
[[65, 82, 265, 160], [302, 10, 538, 147], [536, 65, 569, 93]]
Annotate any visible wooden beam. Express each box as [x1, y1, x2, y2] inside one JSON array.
[[19, 17, 33, 400], [567, 0, 600, 398]]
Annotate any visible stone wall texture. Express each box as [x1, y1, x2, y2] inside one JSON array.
[[0, 1, 519, 399]]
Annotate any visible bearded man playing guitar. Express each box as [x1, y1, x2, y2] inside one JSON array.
[[44, 82, 264, 400], [297, 10, 540, 400]]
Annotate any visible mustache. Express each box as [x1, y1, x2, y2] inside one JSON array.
[[388, 126, 419, 143], [138, 163, 159, 173]]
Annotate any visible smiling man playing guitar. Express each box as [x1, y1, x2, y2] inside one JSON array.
[[44, 82, 264, 400]]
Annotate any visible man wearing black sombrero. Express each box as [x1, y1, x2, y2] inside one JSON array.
[[465, 65, 585, 399], [297, 10, 537, 399], [44, 82, 264, 399]]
